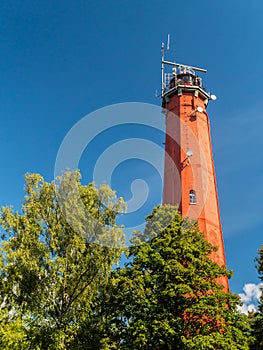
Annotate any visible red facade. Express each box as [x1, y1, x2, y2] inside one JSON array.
[[162, 72, 228, 290]]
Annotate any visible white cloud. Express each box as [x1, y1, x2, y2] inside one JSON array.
[[238, 283, 263, 314]]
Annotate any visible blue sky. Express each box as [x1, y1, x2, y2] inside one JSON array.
[[0, 0, 263, 300]]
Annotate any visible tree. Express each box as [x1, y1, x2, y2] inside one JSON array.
[[0, 171, 126, 349], [249, 246, 263, 349], [105, 205, 250, 349]]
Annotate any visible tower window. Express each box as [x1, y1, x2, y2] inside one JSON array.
[[189, 190, 196, 204]]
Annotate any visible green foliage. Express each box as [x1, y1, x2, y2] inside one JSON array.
[[0, 171, 126, 349], [0, 308, 30, 349], [0, 177, 251, 349], [105, 205, 250, 350], [256, 246, 263, 279], [249, 246, 263, 349]]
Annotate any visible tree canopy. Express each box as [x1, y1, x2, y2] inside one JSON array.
[[0, 174, 250, 349], [0, 171, 126, 349], [105, 205, 250, 349], [249, 246, 263, 349]]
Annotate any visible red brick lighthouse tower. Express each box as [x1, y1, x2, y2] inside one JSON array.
[[161, 44, 228, 290]]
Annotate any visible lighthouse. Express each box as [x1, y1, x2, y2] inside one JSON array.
[[161, 45, 228, 289]]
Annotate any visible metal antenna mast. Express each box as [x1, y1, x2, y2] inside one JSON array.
[[161, 37, 207, 97], [161, 34, 170, 96]]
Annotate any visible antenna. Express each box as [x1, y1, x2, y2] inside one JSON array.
[[161, 34, 171, 96], [186, 149, 193, 165], [162, 60, 207, 73], [161, 36, 208, 98], [186, 150, 193, 157], [167, 34, 170, 50], [196, 106, 204, 113], [161, 42, 165, 96]]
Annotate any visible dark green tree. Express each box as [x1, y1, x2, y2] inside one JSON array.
[[105, 205, 250, 350], [249, 246, 263, 349], [0, 171, 126, 349]]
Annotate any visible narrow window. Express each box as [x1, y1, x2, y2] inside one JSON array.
[[189, 190, 196, 204]]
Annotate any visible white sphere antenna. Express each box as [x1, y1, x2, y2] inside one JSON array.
[[196, 106, 203, 113], [186, 149, 193, 165], [210, 94, 217, 101], [186, 149, 193, 158]]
